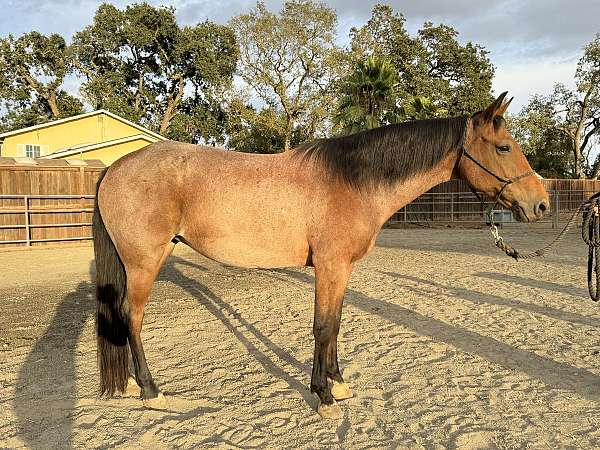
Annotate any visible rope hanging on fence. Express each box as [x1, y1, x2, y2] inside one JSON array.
[[581, 194, 600, 302]]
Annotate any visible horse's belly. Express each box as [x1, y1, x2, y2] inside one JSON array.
[[179, 178, 312, 268], [182, 231, 309, 269]]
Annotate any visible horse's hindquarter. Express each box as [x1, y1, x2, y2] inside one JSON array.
[[178, 148, 315, 268]]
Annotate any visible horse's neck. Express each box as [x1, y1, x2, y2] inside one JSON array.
[[371, 151, 458, 224]]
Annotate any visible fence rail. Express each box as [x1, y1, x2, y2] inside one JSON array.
[[0, 194, 95, 246], [1, 189, 600, 247], [0, 157, 105, 247]]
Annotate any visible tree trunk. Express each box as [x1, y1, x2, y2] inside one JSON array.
[[283, 116, 294, 152], [47, 91, 60, 118], [573, 140, 586, 179], [572, 77, 597, 179], [591, 161, 600, 179], [160, 99, 175, 136], [159, 77, 185, 136], [574, 153, 586, 179]]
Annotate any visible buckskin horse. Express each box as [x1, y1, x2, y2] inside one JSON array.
[[93, 92, 549, 419]]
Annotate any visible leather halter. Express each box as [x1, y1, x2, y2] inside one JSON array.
[[457, 122, 536, 209]]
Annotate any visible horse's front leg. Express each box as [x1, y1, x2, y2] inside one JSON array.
[[311, 260, 352, 419], [326, 333, 354, 401]]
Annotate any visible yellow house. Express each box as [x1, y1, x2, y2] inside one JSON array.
[[0, 110, 166, 165]]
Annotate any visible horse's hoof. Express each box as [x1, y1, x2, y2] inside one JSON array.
[[331, 380, 353, 401], [143, 392, 168, 410], [122, 377, 141, 398], [318, 400, 343, 419]]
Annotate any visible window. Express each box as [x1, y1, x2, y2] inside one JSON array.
[[25, 144, 41, 158]]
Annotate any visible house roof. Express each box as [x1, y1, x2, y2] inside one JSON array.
[[0, 110, 165, 141], [41, 134, 157, 159]]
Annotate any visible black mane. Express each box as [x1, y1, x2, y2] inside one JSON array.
[[293, 115, 469, 189]]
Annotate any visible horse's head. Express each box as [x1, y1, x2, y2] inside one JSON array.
[[459, 92, 550, 222]]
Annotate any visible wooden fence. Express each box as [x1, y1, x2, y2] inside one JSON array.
[[0, 158, 105, 247], [2, 157, 600, 248]]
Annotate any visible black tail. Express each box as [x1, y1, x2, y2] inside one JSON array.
[[93, 169, 129, 396]]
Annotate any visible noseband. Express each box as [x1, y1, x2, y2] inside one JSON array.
[[457, 145, 536, 208]]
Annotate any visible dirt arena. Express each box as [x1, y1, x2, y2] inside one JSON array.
[[2, 227, 600, 449]]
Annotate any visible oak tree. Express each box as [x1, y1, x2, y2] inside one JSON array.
[[0, 32, 83, 132]]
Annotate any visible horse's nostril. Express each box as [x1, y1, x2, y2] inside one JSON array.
[[536, 200, 548, 216]]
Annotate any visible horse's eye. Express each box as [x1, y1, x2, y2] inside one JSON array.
[[496, 145, 511, 154]]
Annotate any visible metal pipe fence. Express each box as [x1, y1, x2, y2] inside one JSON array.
[[388, 189, 597, 228]]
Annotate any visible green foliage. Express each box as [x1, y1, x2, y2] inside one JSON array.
[[227, 102, 288, 153], [0, 92, 84, 133], [334, 57, 400, 135], [527, 129, 574, 179], [513, 34, 600, 178], [508, 114, 573, 178], [398, 96, 448, 121], [72, 2, 238, 142], [348, 5, 494, 116], [166, 97, 229, 146], [226, 99, 311, 153], [333, 56, 448, 135], [230, 0, 341, 151], [0, 32, 83, 132], [349, 4, 420, 98], [417, 22, 494, 114]]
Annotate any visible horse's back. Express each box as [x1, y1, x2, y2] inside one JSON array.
[[98, 141, 316, 268]]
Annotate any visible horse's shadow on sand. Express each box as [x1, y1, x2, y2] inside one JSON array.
[[13, 264, 95, 450], [13, 255, 600, 449], [156, 256, 316, 408], [270, 268, 600, 402], [162, 260, 600, 406], [14, 256, 315, 450]]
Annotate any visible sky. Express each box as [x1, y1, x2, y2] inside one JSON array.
[[1, 0, 599, 112]]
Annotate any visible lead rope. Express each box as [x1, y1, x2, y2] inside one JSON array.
[[489, 195, 600, 302], [488, 203, 584, 260]]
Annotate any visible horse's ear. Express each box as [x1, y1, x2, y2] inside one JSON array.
[[495, 96, 513, 117], [482, 91, 508, 122]]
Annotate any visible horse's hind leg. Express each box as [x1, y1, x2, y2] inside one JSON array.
[[124, 242, 175, 408]]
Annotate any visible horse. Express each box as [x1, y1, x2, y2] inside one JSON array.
[[93, 92, 549, 419]]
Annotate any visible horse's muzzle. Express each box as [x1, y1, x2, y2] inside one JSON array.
[[512, 198, 550, 222]]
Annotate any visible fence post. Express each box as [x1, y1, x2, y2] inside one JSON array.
[[404, 204, 407, 223], [24, 195, 30, 246], [553, 189, 560, 229], [450, 193, 454, 222], [80, 166, 86, 242]]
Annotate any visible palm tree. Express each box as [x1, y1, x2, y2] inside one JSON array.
[[333, 56, 400, 135], [398, 96, 448, 121]]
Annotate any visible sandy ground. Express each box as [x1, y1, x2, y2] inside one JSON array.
[[1, 227, 600, 449]]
